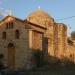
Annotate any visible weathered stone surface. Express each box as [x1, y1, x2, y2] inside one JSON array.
[[0, 9, 71, 70]]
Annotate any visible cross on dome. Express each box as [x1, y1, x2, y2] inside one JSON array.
[[8, 9, 13, 16], [38, 6, 41, 10]]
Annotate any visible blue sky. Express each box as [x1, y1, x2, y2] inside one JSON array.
[[0, 0, 75, 34]]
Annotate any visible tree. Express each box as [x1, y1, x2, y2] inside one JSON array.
[[67, 38, 73, 45], [71, 31, 75, 40], [33, 49, 44, 67], [0, 54, 5, 71]]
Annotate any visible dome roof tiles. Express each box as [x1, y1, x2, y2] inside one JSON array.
[[27, 9, 54, 27]]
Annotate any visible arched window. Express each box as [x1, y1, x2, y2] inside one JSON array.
[[3, 32, 6, 39], [15, 30, 19, 39]]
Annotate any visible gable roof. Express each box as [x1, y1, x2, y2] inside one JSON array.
[[0, 15, 47, 30], [24, 19, 47, 30], [0, 15, 24, 23]]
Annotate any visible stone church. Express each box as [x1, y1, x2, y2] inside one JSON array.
[[0, 8, 68, 69]]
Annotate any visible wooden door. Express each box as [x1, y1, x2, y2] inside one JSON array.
[[7, 43, 15, 69]]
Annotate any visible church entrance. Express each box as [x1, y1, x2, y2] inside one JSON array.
[[7, 43, 15, 69]]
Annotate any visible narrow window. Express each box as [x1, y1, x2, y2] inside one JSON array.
[[11, 22, 13, 28], [6, 22, 14, 29], [15, 30, 19, 39], [6, 23, 9, 29], [10, 22, 13, 28], [3, 32, 6, 39]]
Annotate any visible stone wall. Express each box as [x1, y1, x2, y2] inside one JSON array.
[[57, 23, 67, 59], [0, 16, 31, 69]]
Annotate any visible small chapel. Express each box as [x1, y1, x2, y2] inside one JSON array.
[[0, 8, 72, 69]]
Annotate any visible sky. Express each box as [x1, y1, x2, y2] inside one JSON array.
[[0, 0, 75, 34]]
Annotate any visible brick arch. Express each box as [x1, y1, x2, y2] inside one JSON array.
[[8, 43, 15, 47]]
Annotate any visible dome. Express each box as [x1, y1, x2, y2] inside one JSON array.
[[27, 8, 54, 27]]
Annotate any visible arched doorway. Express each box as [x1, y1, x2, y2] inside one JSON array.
[[7, 43, 15, 68]]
